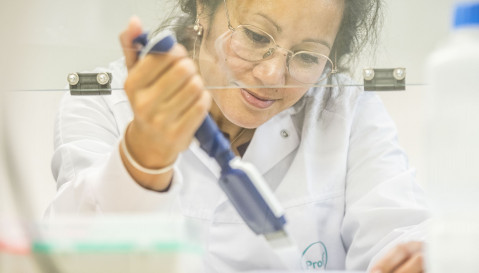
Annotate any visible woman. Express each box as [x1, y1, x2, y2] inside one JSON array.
[[47, 0, 429, 271]]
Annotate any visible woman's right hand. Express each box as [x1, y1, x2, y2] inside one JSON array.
[[118, 17, 211, 191]]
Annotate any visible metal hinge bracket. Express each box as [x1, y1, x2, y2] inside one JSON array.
[[363, 68, 406, 91], [67, 72, 112, 95]]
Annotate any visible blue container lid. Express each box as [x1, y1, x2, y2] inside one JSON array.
[[454, 2, 479, 28]]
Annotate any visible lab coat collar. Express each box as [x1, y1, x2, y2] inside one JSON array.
[[189, 107, 301, 179], [242, 110, 300, 175], [198, 109, 301, 220]]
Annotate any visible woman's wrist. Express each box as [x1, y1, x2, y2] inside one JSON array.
[[120, 122, 176, 191], [121, 135, 175, 175], [125, 121, 178, 169]]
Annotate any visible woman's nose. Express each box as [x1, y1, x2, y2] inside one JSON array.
[[252, 51, 288, 86]]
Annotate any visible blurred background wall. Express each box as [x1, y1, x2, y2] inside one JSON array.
[[1, 0, 459, 218]]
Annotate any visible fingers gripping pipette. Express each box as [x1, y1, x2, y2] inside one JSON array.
[[133, 32, 301, 267]]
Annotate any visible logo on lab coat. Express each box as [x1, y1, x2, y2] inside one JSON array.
[[301, 241, 328, 270]]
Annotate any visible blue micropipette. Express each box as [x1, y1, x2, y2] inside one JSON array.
[[133, 31, 301, 268]]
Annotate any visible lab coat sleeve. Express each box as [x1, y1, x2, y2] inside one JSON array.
[[45, 92, 182, 216], [341, 92, 430, 270]]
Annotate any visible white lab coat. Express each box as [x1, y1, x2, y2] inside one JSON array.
[[46, 58, 429, 272]]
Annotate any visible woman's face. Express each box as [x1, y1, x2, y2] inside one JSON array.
[[198, 0, 344, 128]]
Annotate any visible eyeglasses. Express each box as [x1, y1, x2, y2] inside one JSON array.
[[222, 0, 337, 84]]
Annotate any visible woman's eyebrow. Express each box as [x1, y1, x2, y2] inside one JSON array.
[[254, 13, 331, 50], [303, 38, 331, 50], [256, 12, 282, 32]]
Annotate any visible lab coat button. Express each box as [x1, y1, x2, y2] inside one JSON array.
[[280, 130, 289, 138]]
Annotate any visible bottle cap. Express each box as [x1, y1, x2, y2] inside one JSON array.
[[454, 2, 479, 28]]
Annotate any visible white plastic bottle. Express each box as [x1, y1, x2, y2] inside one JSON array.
[[425, 2, 479, 273]]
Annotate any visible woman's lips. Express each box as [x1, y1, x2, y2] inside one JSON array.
[[240, 88, 275, 109]]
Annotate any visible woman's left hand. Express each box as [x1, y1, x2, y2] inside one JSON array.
[[370, 241, 424, 273]]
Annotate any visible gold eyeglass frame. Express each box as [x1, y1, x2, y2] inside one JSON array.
[[221, 0, 338, 84]]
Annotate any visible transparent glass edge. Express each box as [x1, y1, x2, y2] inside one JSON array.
[[32, 240, 203, 254]]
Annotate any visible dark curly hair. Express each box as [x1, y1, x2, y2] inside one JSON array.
[[155, 0, 383, 74]]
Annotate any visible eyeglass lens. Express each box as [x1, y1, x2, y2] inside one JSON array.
[[229, 25, 332, 84]]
